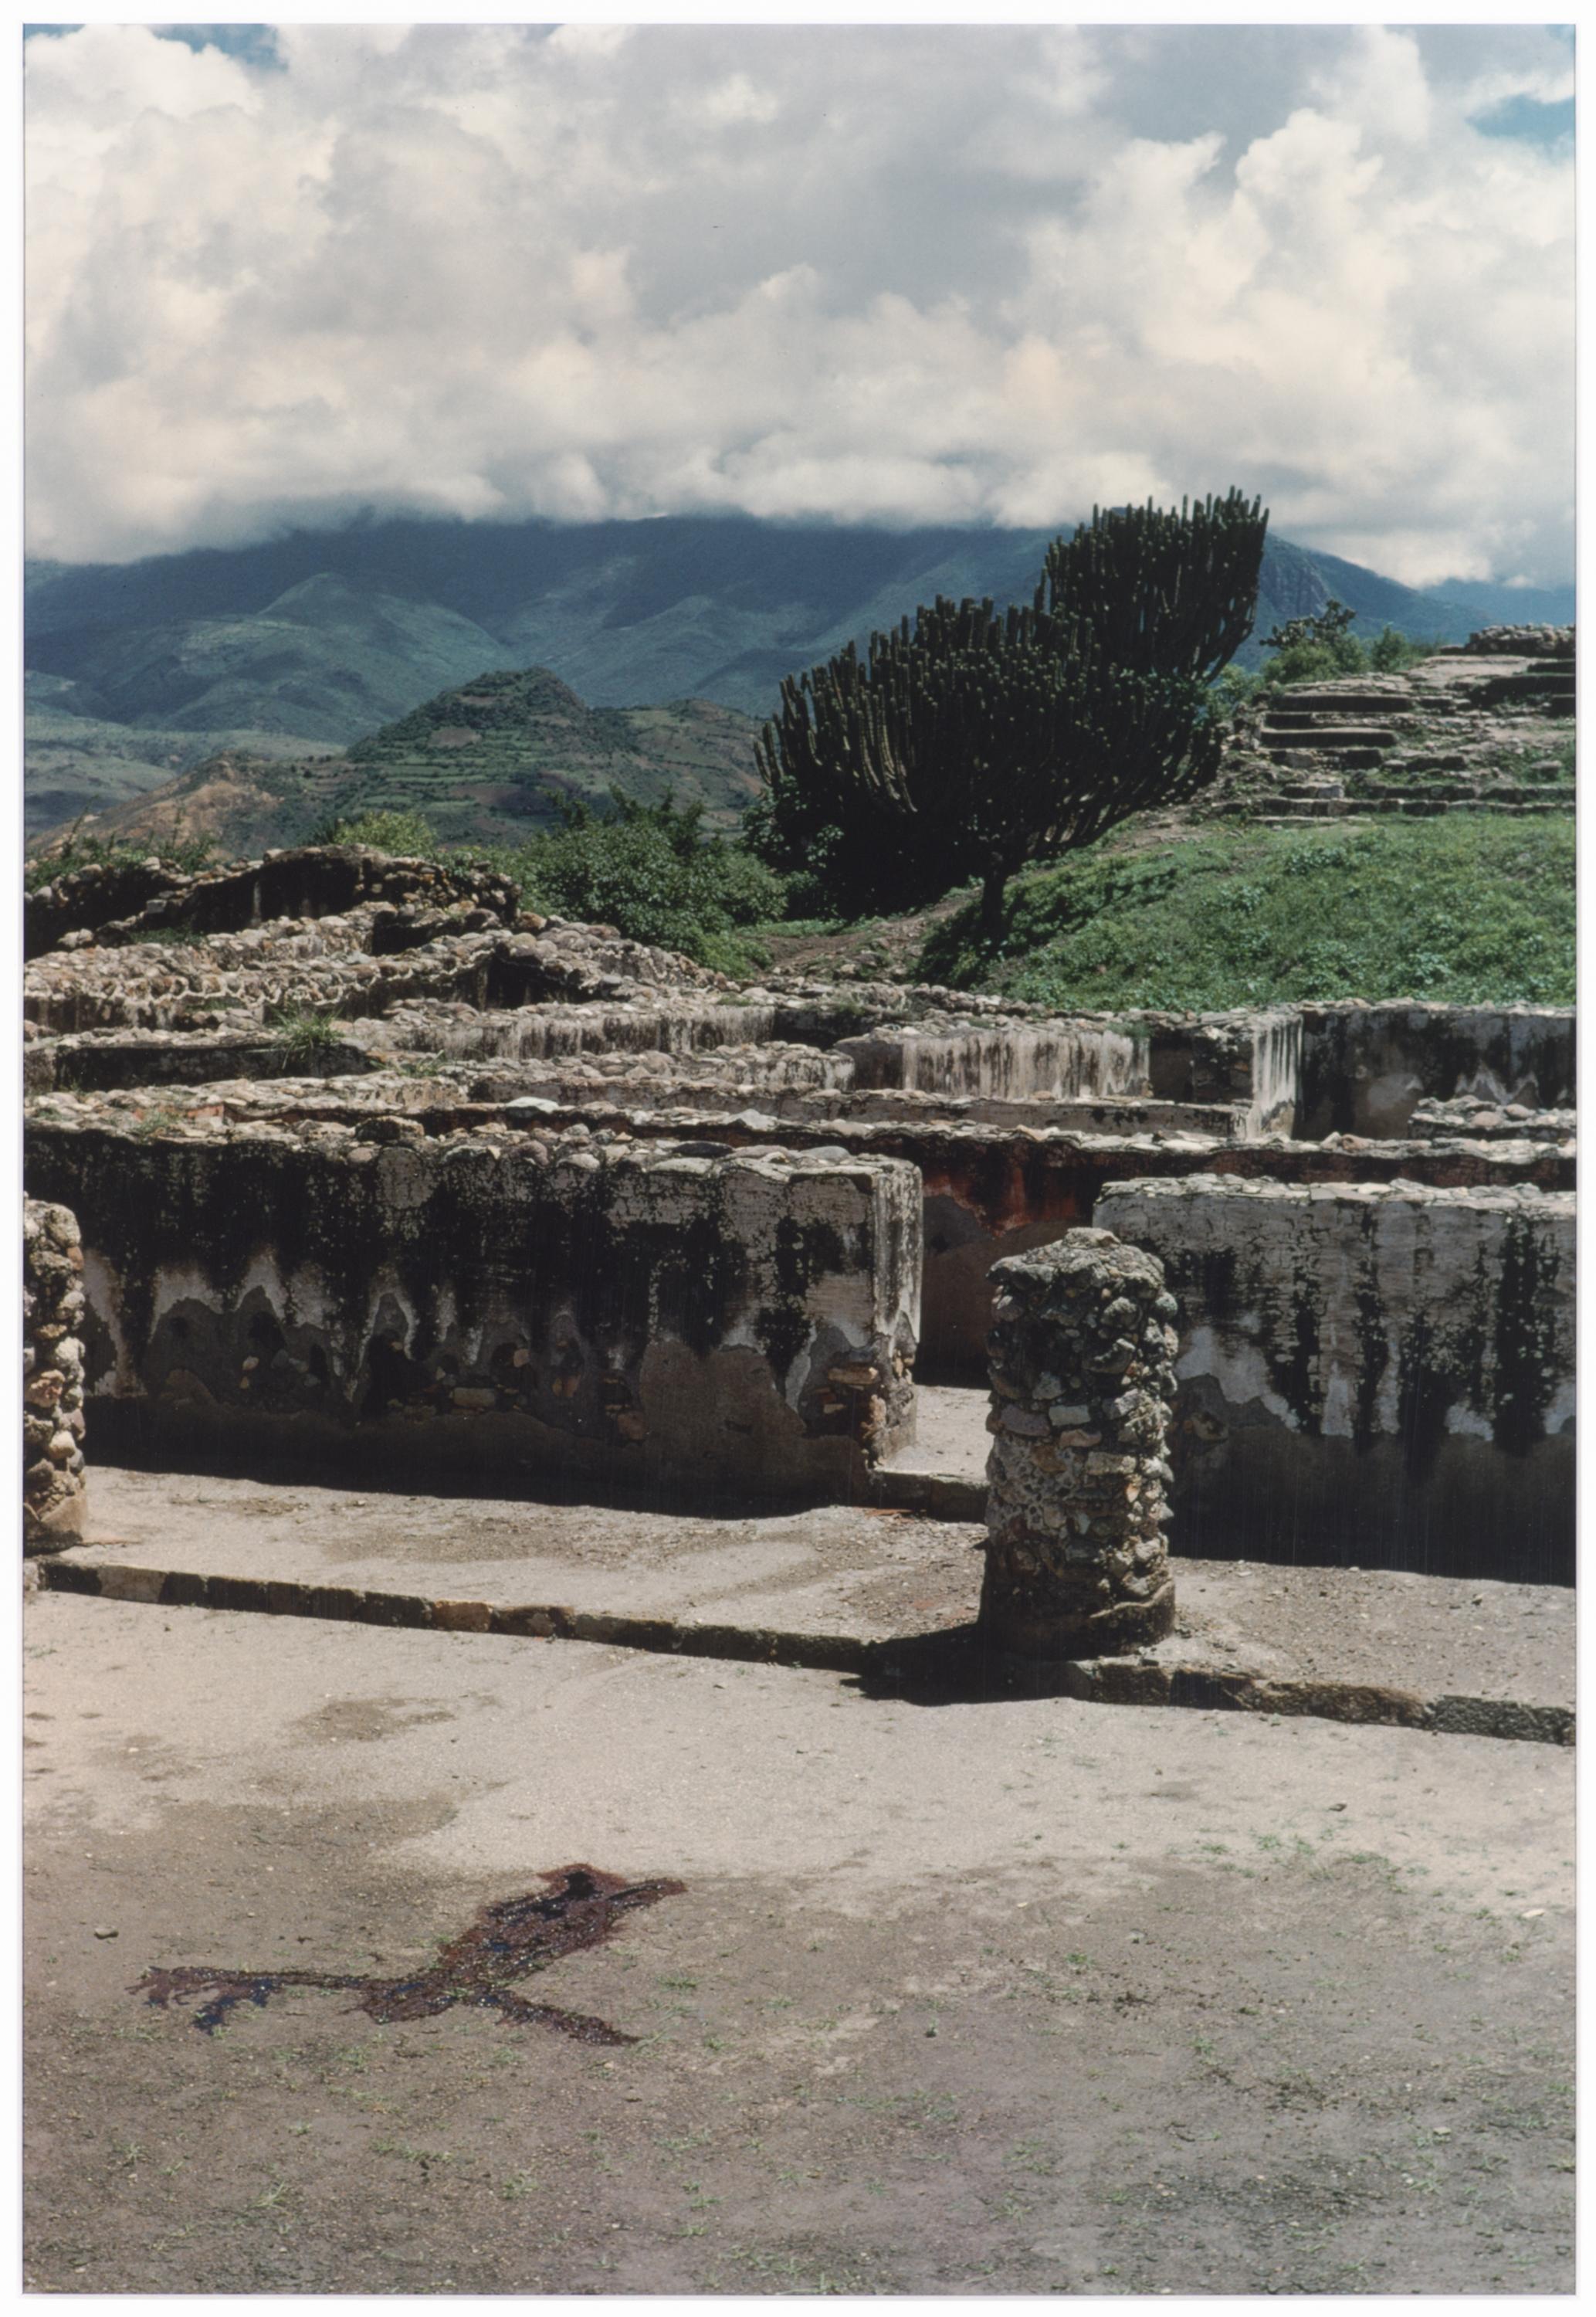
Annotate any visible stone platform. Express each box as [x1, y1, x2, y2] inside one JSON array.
[[38, 1466, 1574, 1745]]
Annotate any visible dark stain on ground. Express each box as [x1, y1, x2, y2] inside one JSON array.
[[131, 1863, 684, 2045]]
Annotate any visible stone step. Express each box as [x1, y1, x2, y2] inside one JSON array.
[[1254, 814, 1377, 829], [1242, 796, 1574, 825], [1266, 690, 1414, 714], [1262, 722, 1401, 745], [1263, 745, 1389, 772]]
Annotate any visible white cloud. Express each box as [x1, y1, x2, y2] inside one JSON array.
[[23, 21, 1574, 585]]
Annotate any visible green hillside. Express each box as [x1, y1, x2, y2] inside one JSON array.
[[22, 673, 341, 842], [27, 572, 508, 740], [29, 666, 762, 859], [920, 817, 1575, 1010], [330, 666, 760, 842]]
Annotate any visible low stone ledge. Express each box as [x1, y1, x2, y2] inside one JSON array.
[[1425, 1695, 1575, 1745], [39, 1554, 1573, 1742]]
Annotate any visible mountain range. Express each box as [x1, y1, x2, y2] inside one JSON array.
[[24, 513, 1574, 841]]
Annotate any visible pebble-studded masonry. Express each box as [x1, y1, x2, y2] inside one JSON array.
[[23, 1199, 87, 1549], [982, 1229, 1178, 1657]]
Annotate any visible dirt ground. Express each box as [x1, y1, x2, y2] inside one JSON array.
[[24, 1587, 1573, 2295]]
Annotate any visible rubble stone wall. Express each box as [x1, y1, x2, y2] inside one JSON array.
[[1096, 1175, 1574, 1582], [25, 1118, 922, 1505], [982, 1231, 1177, 1657], [23, 1199, 88, 1549], [24, 844, 518, 960]]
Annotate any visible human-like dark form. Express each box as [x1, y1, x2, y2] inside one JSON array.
[[131, 1864, 684, 2045]]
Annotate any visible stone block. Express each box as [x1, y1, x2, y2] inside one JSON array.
[[1096, 1173, 1574, 1581]]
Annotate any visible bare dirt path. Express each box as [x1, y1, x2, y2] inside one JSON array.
[[25, 1588, 1572, 2295]]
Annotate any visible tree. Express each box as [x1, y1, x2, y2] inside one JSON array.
[[1039, 489, 1269, 684], [1256, 599, 1365, 687], [751, 493, 1269, 931]]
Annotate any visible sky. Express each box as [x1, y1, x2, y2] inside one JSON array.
[[22, 17, 1577, 587]]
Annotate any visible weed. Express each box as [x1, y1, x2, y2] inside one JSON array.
[[134, 1104, 185, 1139], [265, 1003, 344, 1067]]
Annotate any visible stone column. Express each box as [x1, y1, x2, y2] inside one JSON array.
[[23, 1199, 88, 1551], [981, 1228, 1177, 1657]]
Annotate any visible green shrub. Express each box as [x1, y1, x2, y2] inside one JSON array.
[[311, 807, 439, 856], [496, 793, 786, 972], [1252, 602, 1439, 691], [25, 820, 215, 890], [919, 817, 1574, 1009], [1367, 624, 1442, 673]]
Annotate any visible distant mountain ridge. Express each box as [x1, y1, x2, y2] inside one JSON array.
[[24, 513, 1574, 837]]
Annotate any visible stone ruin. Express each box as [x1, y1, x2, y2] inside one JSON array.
[[21, 841, 1577, 1644], [983, 1232, 1178, 1658], [23, 1199, 88, 1546], [1215, 624, 1575, 827]]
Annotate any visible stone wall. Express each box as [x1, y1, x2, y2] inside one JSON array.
[[832, 1007, 1300, 1133], [835, 1018, 1146, 1103], [25, 1115, 922, 1505], [1145, 1009, 1301, 1135], [1460, 624, 1574, 658], [1296, 1002, 1574, 1138], [1096, 1175, 1574, 1582], [23, 1199, 88, 1549], [24, 844, 518, 960], [31, 1074, 1565, 1388]]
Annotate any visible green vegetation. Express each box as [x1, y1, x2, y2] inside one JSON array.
[[1219, 601, 1445, 702], [751, 492, 1268, 929], [323, 666, 761, 850], [24, 821, 215, 891], [490, 794, 785, 974], [266, 1002, 346, 1066], [919, 817, 1574, 1009], [312, 806, 439, 855]]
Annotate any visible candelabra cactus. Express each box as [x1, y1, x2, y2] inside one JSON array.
[[753, 491, 1266, 928], [1038, 488, 1269, 685]]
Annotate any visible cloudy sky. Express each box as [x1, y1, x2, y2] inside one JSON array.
[[23, 17, 1576, 586]]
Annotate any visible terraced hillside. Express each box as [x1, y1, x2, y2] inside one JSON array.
[[331, 667, 761, 840], [1208, 629, 1575, 829], [27, 667, 762, 859]]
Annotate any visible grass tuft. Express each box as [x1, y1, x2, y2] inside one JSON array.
[[266, 1003, 345, 1066]]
